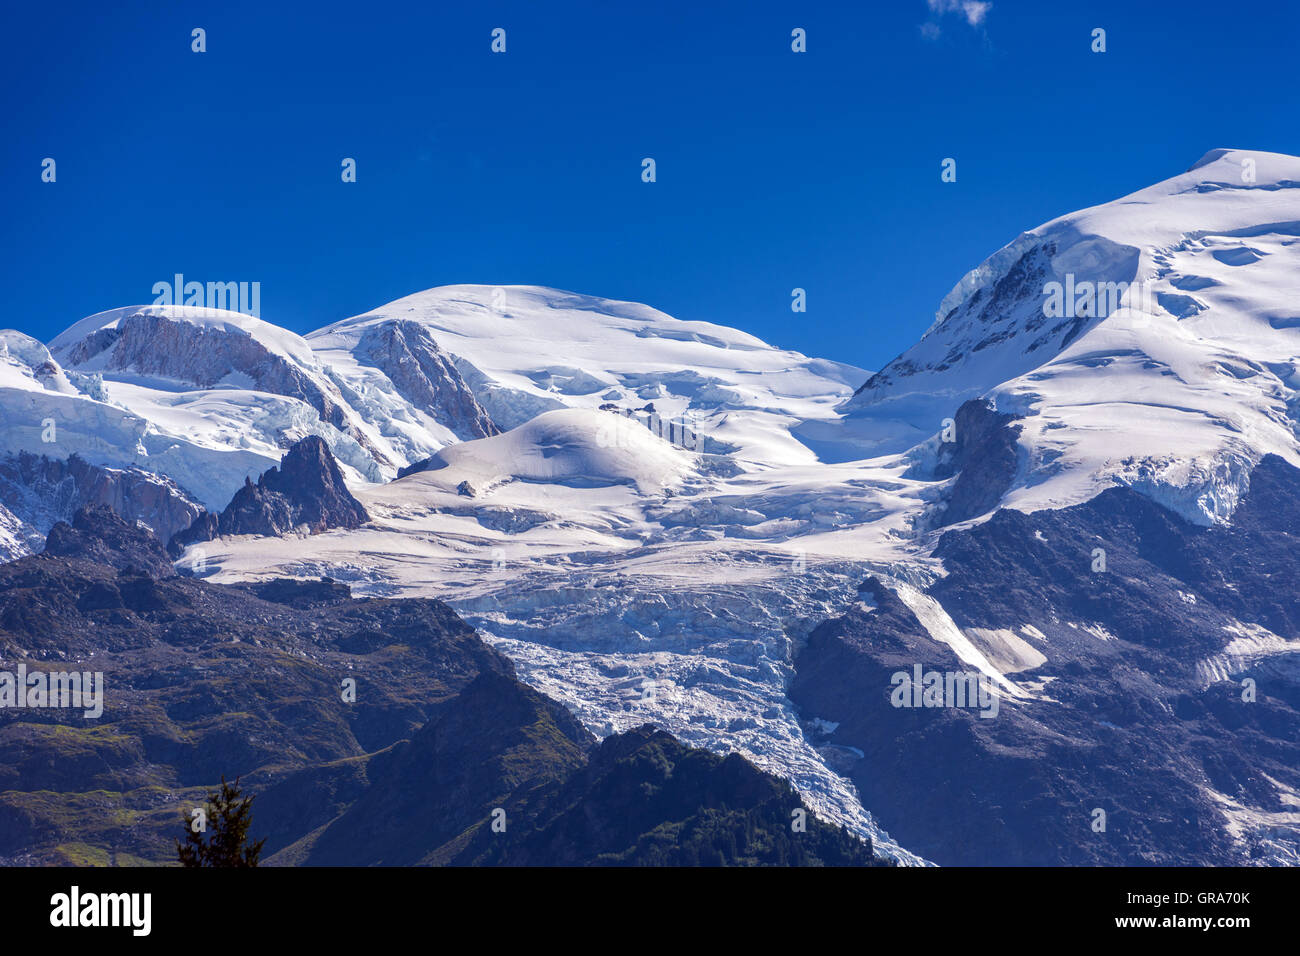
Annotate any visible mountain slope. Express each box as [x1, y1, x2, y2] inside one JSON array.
[[792, 455, 1300, 865], [399, 407, 696, 495], [269, 670, 885, 867], [841, 148, 1300, 525]]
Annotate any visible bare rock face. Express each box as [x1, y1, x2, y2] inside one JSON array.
[[932, 399, 1023, 528], [357, 320, 499, 441], [0, 452, 203, 559], [169, 511, 218, 554], [64, 311, 332, 410], [58, 311, 392, 469], [170, 436, 369, 553]]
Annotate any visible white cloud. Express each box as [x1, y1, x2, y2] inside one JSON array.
[[926, 0, 992, 28]]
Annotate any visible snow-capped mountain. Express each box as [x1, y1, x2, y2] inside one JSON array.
[[48, 305, 398, 501], [4, 148, 1300, 864], [16, 286, 864, 514], [310, 284, 867, 468], [839, 147, 1300, 525]]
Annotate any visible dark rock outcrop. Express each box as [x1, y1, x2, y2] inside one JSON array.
[[169, 511, 218, 553], [931, 399, 1022, 527], [245, 576, 354, 609], [395, 457, 437, 480], [169, 436, 369, 553], [792, 454, 1300, 866], [41, 504, 176, 578]]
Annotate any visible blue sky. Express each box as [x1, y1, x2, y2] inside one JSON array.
[[3, 0, 1298, 371]]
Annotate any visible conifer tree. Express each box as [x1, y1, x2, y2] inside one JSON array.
[[177, 775, 266, 867]]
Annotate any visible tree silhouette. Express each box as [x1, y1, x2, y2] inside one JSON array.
[[177, 775, 266, 867]]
